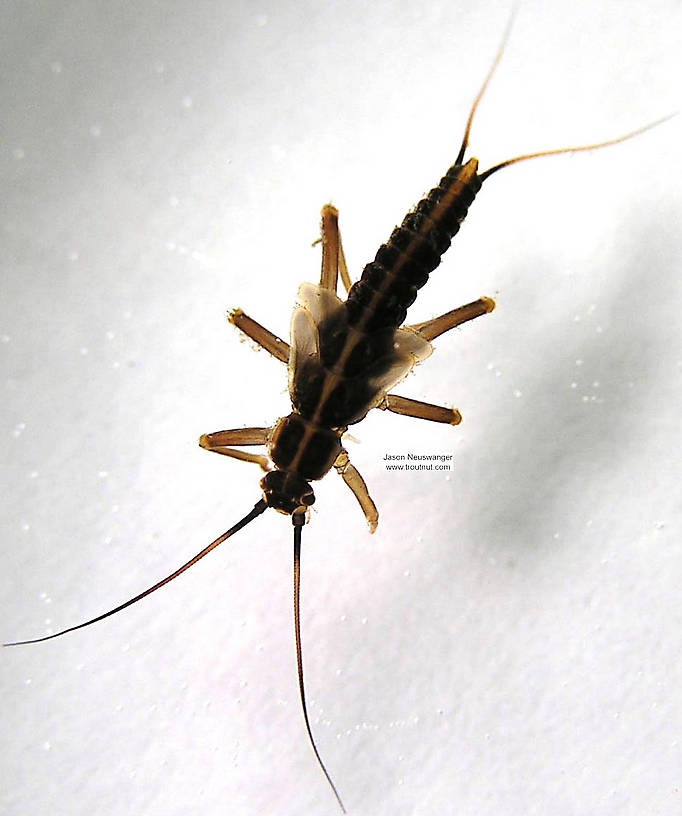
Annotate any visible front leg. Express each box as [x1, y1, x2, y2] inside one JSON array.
[[199, 427, 272, 471], [334, 450, 379, 533]]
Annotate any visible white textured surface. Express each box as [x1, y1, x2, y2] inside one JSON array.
[[1, 1, 681, 814]]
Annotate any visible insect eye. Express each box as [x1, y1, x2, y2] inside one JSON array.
[[302, 492, 315, 506]]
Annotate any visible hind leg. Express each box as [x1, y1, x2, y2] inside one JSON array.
[[318, 204, 353, 295], [406, 296, 495, 341]]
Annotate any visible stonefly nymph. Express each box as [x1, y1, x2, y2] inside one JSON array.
[[5, 19, 667, 814]]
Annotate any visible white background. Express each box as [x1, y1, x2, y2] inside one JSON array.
[[1, 1, 680, 814]]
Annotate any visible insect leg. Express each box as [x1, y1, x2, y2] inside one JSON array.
[[405, 296, 495, 342], [199, 427, 272, 471], [319, 204, 352, 295], [333, 450, 378, 533], [378, 394, 462, 425], [229, 309, 290, 363]]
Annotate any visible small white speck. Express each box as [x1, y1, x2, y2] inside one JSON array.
[[68, 250, 79, 261], [13, 422, 26, 438], [181, 95, 193, 109], [255, 13, 268, 26], [97, 470, 109, 479], [595, 325, 603, 334], [581, 395, 589, 402], [123, 310, 132, 319], [512, 388, 522, 398], [570, 382, 577, 389], [361, 617, 368, 625], [177, 244, 188, 255], [486, 362, 494, 370], [1, 334, 10, 343], [653, 521, 665, 530], [592, 381, 600, 388], [50, 61, 63, 74], [25, 678, 32, 685], [587, 304, 596, 313], [403, 569, 411, 577], [339, 614, 346, 622], [105, 330, 115, 340], [79, 347, 88, 355], [573, 315, 581, 323], [89, 124, 102, 137], [112, 361, 121, 369], [169, 196, 180, 207], [111, 504, 120, 513], [586, 519, 593, 527], [575, 359, 583, 367], [28, 470, 39, 479], [153, 61, 165, 74], [553, 532, 560, 540], [43, 741, 51, 751], [12, 147, 25, 160], [21, 522, 30, 531]]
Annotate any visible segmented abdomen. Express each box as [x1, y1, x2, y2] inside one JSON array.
[[345, 158, 481, 332]]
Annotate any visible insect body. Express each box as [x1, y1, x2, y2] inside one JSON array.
[[5, 25, 665, 815]]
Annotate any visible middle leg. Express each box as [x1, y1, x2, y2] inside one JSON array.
[[378, 394, 462, 425]]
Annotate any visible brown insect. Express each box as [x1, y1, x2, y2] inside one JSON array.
[[5, 21, 666, 813]]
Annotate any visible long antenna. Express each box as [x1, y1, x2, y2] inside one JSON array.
[[4, 499, 268, 647], [292, 513, 347, 813]]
